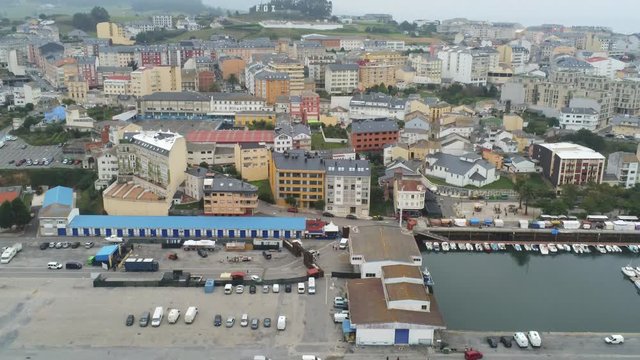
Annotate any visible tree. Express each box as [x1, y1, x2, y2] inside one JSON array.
[[24, 103, 34, 111], [11, 198, 30, 228], [228, 74, 239, 85], [127, 60, 139, 71], [541, 199, 569, 216], [518, 182, 538, 215], [90, 6, 110, 23], [72, 12, 95, 32], [0, 201, 14, 229], [560, 184, 579, 209], [199, 161, 209, 169], [313, 200, 325, 211], [62, 98, 76, 106], [285, 196, 298, 208]]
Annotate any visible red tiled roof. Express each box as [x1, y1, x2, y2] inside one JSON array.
[[0, 191, 18, 204], [586, 57, 608, 63], [106, 75, 131, 81], [186, 130, 274, 144]]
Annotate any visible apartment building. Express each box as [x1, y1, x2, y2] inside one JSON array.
[[324, 159, 371, 217], [349, 93, 407, 120], [267, 58, 305, 95], [203, 176, 259, 216], [325, 63, 359, 94], [137, 92, 211, 119], [606, 151, 640, 189], [104, 131, 187, 215], [350, 118, 400, 152], [269, 150, 325, 208], [408, 54, 442, 85], [358, 61, 397, 89], [290, 91, 320, 121], [219, 56, 246, 81], [210, 93, 267, 116], [305, 54, 337, 89], [103, 75, 131, 96], [362, 51, 407, 67], [559, 107, 599, 131], [98, 46, 135, 68], [96, 22, 134, 45], [152, 15, 173, 29], [437, 46, 499, 85], [234, 143, 270, 181], [255, 71, 290, 105], [531, 142, 605, 187], [130, 66, 182, 97], [94, 148, 118, 190], [393, 177, 426, 216], [184, 167, 208, 201]]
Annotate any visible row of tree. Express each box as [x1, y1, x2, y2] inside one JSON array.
[[72, 6, 110, 32], [0, 199, 31, 229]]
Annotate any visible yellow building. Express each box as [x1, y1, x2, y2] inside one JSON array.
[[96, 22, 135, 45], [409, 140, 440, 161], [362, 51, 407, 67], [359, 62, 396, 89], [430, 102, 452, 121], [407, 100, 431, 115], [267, 59, 305, 95], [482, 150, 504, 169], [235, 111, 276, 127], [234, 143, 270, 181], [503, 114, 524, 131], [130, 66, 182, 97], [269, 150, 325, 208], [66, 78, 88, 103], [203, 176, 259, 216]]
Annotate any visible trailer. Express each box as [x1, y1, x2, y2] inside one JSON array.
[[124, 258, 159, 272], [1, 243, 22, 264], [184, 306, 198, 324], [182, 240, 216, 251]]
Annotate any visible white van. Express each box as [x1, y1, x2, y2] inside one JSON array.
[[297, 282, 305, 294], [151, 306, 164, 327], [307, 277, 316, 295], [338, 238, 349, 250], [333, 310, 349, 323], [277, 315, 286, 330], [224, 283, 233, 294], [167, 308, 180, 324], [272, 283, 280, 293], [47, 262, 62, 269], [301, 356, 322, 360], [184, 306, 198, 324]]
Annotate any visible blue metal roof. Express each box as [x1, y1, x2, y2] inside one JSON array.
[[43, 186, 73, 208], [95, 245, 119, 257], [69, 215, 306, 230]]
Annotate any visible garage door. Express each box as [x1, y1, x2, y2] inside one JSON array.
[[184, 229, 190, 237], [262, 230, 269, 238], [251, 230, 257, 238], [105, 229, 112, 236], [239, 230, 246, 238], [57, 228, 66, 236], [173, 229, 180, 237], [72, 228, 79, 236], [284, 231, 291, 238], [206, 230, 213, 237], [217, 230, 224, 237], [394, 329, 409, 344], [195, 229, 201, 237], [83, 228, 90, 236], [228, 230, 235, 238], [95, 228, 101, 236], [116, 229, 123, 237], [128, 229, 135, 237], [161, 229, 168, 237], [273, 230, 280, 238], [150, 229, 157, 237], [139, 229, 145, 237]]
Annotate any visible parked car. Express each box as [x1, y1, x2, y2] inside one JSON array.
[[225, 316, 235, 328], [250, 275, 262, 283], [197, 248, 208, 258], [486, 337, 499, 348], [55, 242, 62, 249], [346, 214, 358, 220], [322, 212, 335, 217], [214, 314, 222, 327], [84, 242, 94, 249], [61, 242, 70, 248], [240, 314, 249, 327], [8, 160, 14, 165], [287, 207, 298, 213], [70, 242, 80, 249], [47, 262, 62, 269], [285, 283, 292, 293], [371, 215, 384, 221], [125, 314, 134, 326], [250, 318, 259, 330], [235, 285, 244, 294], [262, 250, 272, 260], [65, 261, 82, 270], [49, 242, 55, 248], [500, 336, 513, 348], [272, 284, 280, 293], [249, 284, 256, 294], [139, 312, 150, 327], [604, 335, 624, 344], [39, 242, 49, 250], [464, 350, 483, 360], [263, 317, 271, 328]]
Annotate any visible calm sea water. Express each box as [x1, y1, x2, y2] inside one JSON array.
[[424, 250, 640, 332]]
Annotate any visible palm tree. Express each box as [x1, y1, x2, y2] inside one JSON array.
[[519, 182, 538, 215]]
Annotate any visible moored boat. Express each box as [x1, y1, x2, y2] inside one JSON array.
[[490, 243, 499, 251], [524, 244, 532, 251], [450, 242, 457, 251], [635, 280, 640, 291], [572, 244, 579, 253], [628, 245, 639, 253], [582, 244, 591, 253], [466, 243, 473, 251], [475, 243, 483, 252], [635, 267, 640, 276], [483, 243, 491, 252], [613, 245, 622, 253], [425, 242, 433, 251], [532, 244, 540, 252], [548, 244, 558, 253], [422, 267, 435, 286], [622, 266, 637, 277], [442, 242, 450, 251], [540, 244, 549, 255], [514, 244, 522, 252], [597, 245, 606, 254], [433, 242, 440, 251], [498, 243, 506, 251], [606, 245, 613, 252]]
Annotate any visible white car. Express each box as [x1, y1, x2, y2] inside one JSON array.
[[604, 335, 624, 344], [527, 331, 542, 348], [272, 284, 280, 293], [240, 313, 249, 327], [513, 332, 529, 348]]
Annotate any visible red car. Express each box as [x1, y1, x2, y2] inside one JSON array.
[[464, 350, 483, 360], [287, 207, 299, 213]]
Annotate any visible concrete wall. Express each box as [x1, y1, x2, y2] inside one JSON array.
[[356, 328, 394, 345]]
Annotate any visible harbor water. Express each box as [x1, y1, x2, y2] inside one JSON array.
[[424, 250, 640, 332]]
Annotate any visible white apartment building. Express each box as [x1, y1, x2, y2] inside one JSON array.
[[13, 83, 41, 107], [95, 149, 119, 190], [349, 93, 407, 120], [325, 63, 359, 94], [408, 53, 442, 85], [152, 15, 173, 29], [437, 46, 498, 85], [274, 133, 293, 153], [606, 151, 640, 189], [210, 93, 267, 116], [305, 54, 337, 89], [585, 57, 626, 79], [103, 76, 130, 96], [340, 37, 365, 51], [325, 159, 371, 218], [559, 107, 599, 131]]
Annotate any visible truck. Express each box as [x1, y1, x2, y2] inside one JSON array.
[[124, 258, 159, 272], [1, 243, 22, 264], [182, 239, 216, 251], [151, 307, 163, 327], [184, 306, 198, 324], [167, 308, 180, 324]]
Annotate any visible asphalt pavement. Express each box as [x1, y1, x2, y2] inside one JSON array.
[[0, 130, 82, 170]]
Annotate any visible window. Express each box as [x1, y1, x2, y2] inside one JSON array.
[[365, 273, 376, 278]]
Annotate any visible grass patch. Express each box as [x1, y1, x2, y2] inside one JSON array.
[[18, 131, 70, 146], [76, 188, 104, 215], [250, 180, 274, 204], [466, 176, 515, 190], [173, 201, 202, 210], [425, 176, 449, 186], [22, 193, 33, 208], [311, 133, 347, 150]]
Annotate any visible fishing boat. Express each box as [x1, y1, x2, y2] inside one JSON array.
[[475, 243, 483, 252], [466, 243, 473, 251], [605, 245, 613, 252], [540, 244, 549, 255], [433, 242, 440, 251], [622, 266, 637, 277], [490, 243, 499, 251], [524, 244, 532, 251], [483, 243, 491, 252], [450, 242, 457, 251], [422, 267, 435, 286], [425, 242, 433, 251], [514, 244, 522, 252], [613, 245, 622, 253], [498, 243, 506, 251], [548, 244, 558, 253], [442, 242, 450, 251]]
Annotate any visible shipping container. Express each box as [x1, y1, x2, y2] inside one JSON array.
[[124, 258, 159, 272]]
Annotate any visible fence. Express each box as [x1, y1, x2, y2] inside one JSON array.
[[331, 271, 361, 279]]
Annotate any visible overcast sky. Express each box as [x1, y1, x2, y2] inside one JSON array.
[[207, 0, 639, 34]]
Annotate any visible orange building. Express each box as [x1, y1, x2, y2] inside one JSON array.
[[198, 70, 216, 92], [254, 72, 290, 105], [219, 56, 246, 81]]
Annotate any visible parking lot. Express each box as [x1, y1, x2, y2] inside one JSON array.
[[0, 134, 82, 170]]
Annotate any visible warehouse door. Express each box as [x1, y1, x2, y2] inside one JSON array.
[[394, 329, 409, 344]]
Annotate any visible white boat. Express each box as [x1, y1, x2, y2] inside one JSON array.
[[450, 242, 457, 251], [540, 244, 549, 255], [572, 244, 579, 253], [466, 243, 473, 251], [433, 242, 440, 251], [514, 244, 522, 252], [548, 244, 558, 253], [595, 245, 606, 253], [442, 242, 450, 251], [622, 266, 637, 277], [627, 245, 639, 253], [532, 244, 540, 252], [498, 243, 506, 251], [104, 235, 124, 243], [475, 243, 483, 252], [613, 245, 622, 252], [635, 280, 640, 291], [582, 244, 591, 253], [425, 242, 433, 251], [605, 245, 613, 252], [635, 267, 640, 276]]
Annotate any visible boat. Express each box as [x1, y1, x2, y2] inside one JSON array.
[[559, 244, 569, 251], [422, 267, 435, 286], [548, 244, 558, 253], [425, 242, 433, 251], [514, 244, 522, 252], [613, 245, 622, 253], [483, 243, 491, 252], [450, 242, 457, 251], [466, 243, 473, 251], [433, 242, 440, 251], [540, 244, 549, 255], [635, 267, 640, 276], [635, 280, 640, 291], [582, 244, 591, 253], [442, 242, 450, 251], [628, 245, 639, 253], [595, 245, 606, 253], [532, 244, 540, 252], [490, 243, 499, 251], [524, 244, 532, 251], [498, 243, 506, 251], [622, 266, 637, 277], [572, 244, 579, 253], [475, 243, 483, 252], [605, 245, 613, 252]]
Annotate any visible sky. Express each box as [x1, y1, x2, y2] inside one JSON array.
[[206, 0, 640, 34]]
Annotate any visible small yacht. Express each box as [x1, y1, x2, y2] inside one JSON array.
[[433, 242, 440, 251], [466, 243, 474, 251], [622, 266, 637, 278], [635, 267, 640, 276], [524, 244, 532, 251], [613, 245, 622, 253], [425, 242, 433, 251], [514, 244, 523, 252], [422, 267, 435, 286], [596, 245, 606, 254], [450, 242, 457, 251], [442, 242, 450, 251], [635, 280, 640, 291], [490, 243, 499, 251], [540, 244, 549, 255], [628, 245, 639, 253], [475, 243, 483, 252], [548, 244, 558, 253], [605, 245, 613, 252]]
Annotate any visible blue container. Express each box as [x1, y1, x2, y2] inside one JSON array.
[[204, 279, 215, 293], [469, 218, 481, 226]]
